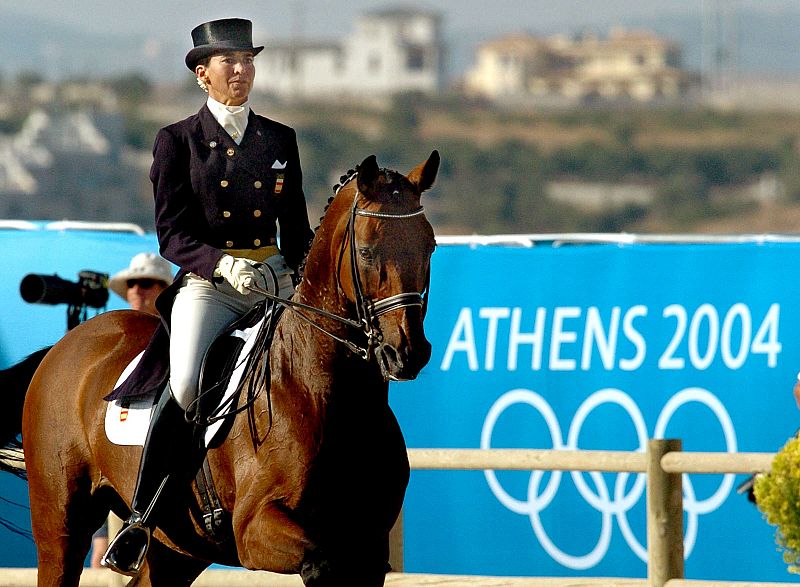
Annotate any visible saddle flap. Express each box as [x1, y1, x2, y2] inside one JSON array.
[[104, 312, 267, 448]]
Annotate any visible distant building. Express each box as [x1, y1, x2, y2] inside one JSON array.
[[465, 28, 698, 105], [255, 7, 443, 100], [0, 107, 150, 226]]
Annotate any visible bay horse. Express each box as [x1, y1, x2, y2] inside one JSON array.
[[0, 151, 439, 586]]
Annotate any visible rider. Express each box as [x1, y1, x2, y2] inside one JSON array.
[[102, 17, 313, 575]]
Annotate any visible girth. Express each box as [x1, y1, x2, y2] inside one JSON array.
[[193, 459, 229, 541]]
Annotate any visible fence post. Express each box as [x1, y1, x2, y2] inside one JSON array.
[[647, 438, 684, 587], [106, 514, 128, 587], [389, 509, 404, 572]]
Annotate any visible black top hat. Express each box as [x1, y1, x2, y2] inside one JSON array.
[[185, 18, 264, 71]]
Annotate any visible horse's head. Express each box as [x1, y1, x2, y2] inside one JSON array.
[[304, 151, 439, 382]]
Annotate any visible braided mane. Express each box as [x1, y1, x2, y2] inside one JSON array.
[[296, 169, 356, 280]]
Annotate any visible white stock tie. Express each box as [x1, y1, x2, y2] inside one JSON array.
[[220, 105, 247, 145]]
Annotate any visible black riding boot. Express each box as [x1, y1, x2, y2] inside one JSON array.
[[102, 387, 196, 576]]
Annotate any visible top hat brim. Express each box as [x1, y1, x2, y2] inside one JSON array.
[[186, 43, 264, 71]]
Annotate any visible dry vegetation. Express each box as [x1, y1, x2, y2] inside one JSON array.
[[151, 89, 800, 235]]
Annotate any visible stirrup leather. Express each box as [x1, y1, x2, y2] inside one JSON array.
[[100, 517, 151, 577]]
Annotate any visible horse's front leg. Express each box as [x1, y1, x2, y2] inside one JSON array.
[[299, 529, 390, 587], [235, 502, 372, 586], [234, 501, 313, 573]]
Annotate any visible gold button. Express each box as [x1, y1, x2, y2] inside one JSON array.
[[254, 181, 263, 189], [220, 180, 229, 187], [223, 211, 231, 218], [227, 148, 235, 156], [253, 238, 261, 247], [225, 240, 234, 247], [253, 209, 262, 218]]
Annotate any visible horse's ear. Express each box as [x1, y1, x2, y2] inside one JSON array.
[[407, 150, 440, 194], [357, 155, 379, 196]]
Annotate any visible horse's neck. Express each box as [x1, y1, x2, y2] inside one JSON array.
[[266, 298, 387, 429], [293, 261, 351, 337], [280, 216, 387, 391]]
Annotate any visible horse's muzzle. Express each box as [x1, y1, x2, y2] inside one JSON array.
[[375, 339, 432, 382]]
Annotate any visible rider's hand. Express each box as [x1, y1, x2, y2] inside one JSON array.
[[215, 255, 267, 295]]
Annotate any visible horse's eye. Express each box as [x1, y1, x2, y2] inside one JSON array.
[[358, 247, 375, 263]]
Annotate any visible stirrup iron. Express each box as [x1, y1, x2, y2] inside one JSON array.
[[100, 517, 151, 576], [100, 476, 168, 576]]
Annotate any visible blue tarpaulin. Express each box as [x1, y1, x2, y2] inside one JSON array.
[[1, 227, 800, 581], [393, 235, 800, 581]]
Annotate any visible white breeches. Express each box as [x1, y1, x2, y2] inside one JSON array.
[[168, 254, 294, 410]]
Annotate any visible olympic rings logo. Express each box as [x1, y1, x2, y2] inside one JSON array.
[[480, 387, 737, 570]]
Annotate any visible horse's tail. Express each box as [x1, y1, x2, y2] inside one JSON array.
[[0, 346, 51, 479]]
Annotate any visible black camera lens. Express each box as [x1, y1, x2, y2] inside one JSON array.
[[20, 272, 109, 309], [20, 274, 80, 305]]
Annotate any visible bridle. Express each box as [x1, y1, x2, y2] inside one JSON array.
[[249, 172, 431, 361]]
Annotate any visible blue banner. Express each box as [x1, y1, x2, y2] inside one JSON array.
[[391, 239, 800, 582], [2, 227, 800, 581]]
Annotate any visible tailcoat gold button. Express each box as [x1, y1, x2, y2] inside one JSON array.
[[253, 209, 262, 217], [220, 180, 229, 187], [227, 148, 235, 156], [223, 211, 231, 218], [254, 181, 263, 189], [253, 239, 262, 247], [225, 240, 234, 248]]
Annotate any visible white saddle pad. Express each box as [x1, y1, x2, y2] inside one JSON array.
[[104, 317, 265, 447]]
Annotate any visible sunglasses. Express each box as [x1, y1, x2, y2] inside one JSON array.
[[126, 278, 161, 290]]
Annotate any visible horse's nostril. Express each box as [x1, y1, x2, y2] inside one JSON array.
[[382, 345, 399, 365]]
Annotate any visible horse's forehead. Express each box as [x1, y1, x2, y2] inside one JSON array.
[[361, 208, 434, 250], [377, 169, 413, 194]]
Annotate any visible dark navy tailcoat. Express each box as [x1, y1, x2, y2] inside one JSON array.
[[106, 105, 313, 400], [152, 104, 313, 280]]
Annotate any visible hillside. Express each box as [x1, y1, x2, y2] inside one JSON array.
[[249, 96, 800, 236], [7, 82, 800, 237]]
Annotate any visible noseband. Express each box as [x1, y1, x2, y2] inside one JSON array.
[[250, 173, 430, 361]]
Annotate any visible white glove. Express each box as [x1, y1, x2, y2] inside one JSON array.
[[215, 255, 266, 295]]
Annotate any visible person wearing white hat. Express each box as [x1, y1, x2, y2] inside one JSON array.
[[108, 253, 173, 316]]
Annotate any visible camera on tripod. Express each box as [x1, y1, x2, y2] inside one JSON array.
[[20, 270, 109, 330]]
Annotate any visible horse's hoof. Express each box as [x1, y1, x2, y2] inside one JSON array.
[[101, 522, 150, 576], [300, 549, 333, 585]]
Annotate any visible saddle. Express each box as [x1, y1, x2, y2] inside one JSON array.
[[106, 303, 268, 402]]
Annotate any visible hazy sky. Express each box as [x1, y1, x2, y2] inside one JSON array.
[[5, 0, 799, 41], [3, 0, 798, 81]]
